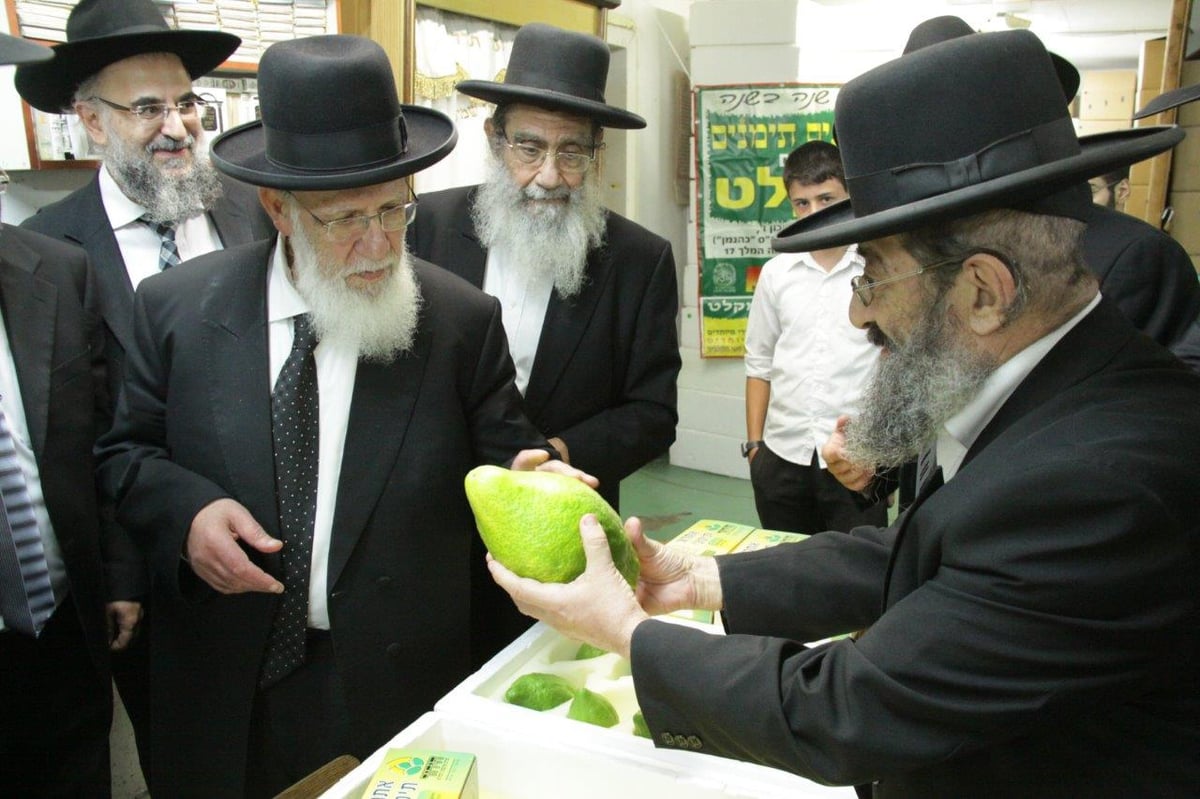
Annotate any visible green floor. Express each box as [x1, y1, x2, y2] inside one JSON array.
[[619, 456, 758, 543]]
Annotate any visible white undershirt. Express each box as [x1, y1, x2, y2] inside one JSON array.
[[266, 239, 358, 629], [98, 165, 223, 290], [481, 243, 552, 395], [0, 308, 65, 631]]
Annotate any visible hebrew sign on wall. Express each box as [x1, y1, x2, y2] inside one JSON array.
[[694, 84, 837, 357]]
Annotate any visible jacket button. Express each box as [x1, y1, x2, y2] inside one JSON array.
[[687, 735, 702, 749], [386, 643, 403, 659], [376, 575, 392, 589], [660, 732, 676, 747]]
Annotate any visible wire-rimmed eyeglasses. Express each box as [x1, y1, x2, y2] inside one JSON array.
[[851, 255, 965, 307], [286, 188, 418, 243], [90, 96, 208, 123], [500, 137, 603, 175]]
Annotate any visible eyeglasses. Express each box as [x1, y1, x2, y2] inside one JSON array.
[[287, 189, 418, 243], [90, 96, 208, 123], [500, 137, 602, 175], [850, 255, 966, 307]]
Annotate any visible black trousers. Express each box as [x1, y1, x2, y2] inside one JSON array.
[[0, 598, 112, 799], [750, 444, 888, 534], [244, 629, 353, 799]]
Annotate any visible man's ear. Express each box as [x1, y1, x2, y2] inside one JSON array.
[[957, 251, 1017, 336], [75, 100, 107, 147], [1114, 178, 1131, 205], [258, 187, 291, 235], [483, 117, 499, 153]]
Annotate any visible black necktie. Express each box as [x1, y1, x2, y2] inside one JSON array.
[[143, 217, 180, 271], [259, 314, 320, 689]]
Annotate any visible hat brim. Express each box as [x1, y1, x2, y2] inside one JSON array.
[[0, 34, 52, 66], [209, 106, 458, 190], [15, 30, 240, 113], [1133, 82, 1200, 120], [772, 125, 1183, 252], [456, 80, 646, 129]]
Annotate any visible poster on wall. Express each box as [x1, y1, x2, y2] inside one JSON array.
[[694, 84, 837, 357]]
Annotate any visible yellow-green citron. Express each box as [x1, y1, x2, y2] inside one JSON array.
[[464, 465, 639, 588], [567, 687, 619, 728], [504, 672, 575, 711]]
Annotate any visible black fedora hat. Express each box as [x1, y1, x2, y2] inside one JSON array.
[[902, 15, 1081, 101], [1133, 82, 1200, 120], [210, 35, 456, 191], [456, 23, 645, 130], [14, 0, 240, 113], [773, 31, 1182, 253], [0, 32, 51, 66]]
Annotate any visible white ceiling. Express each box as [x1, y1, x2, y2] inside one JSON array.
[[806, 0, 1177, 71]]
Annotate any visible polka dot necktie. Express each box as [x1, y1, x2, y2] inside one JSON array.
[[142, 217, 181, 271], [259, 314, 320, 689]]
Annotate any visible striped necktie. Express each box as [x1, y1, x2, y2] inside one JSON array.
[[143, 217, 181, 271], [0, 402, 54, 636]]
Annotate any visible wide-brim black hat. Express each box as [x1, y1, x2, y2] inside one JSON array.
[[14, 0, 239, 113], [456, 23, 645, 130], [902, 15, 1081, 101], [773, 31, 1182, 253], [1133, 82, 1200, 120], [0, 33, 51, 66], [211, 35, 456, 191]]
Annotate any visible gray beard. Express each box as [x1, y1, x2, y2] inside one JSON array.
[[471, 154, 606, 299], [286, 208, 423, 363], [102, 131, 224, 225], [844, 292, 998, 470]]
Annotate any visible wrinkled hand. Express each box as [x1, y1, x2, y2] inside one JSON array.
[[488, 513, 648, 659], [106, 600, 142, 651], [822, 415, 875, 492], [186, 498, 283, 595], [626, 518, 723, 617], [510, 447, 599, 489]]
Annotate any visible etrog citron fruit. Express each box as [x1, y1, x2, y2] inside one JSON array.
[[464, 465, 639, 588], [632, 710, 651, 739], [503, 672, 576, 711], [574, 642, 608, 660], [566, 687, 619, 728]]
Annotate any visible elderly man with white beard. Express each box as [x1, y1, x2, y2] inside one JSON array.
[[409, 23, 681, 511], [95, 34, 571, 799]]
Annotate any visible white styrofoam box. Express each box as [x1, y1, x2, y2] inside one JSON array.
[[679, 387, 746, 437], [690, 0, 804, 47], [678, 346, 747, 393], [322, 710, 845, 799], [691, 44, 803, 86], [670, 428, 748, 478], [430, 622, 849, 798]]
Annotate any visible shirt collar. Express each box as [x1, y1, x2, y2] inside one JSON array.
[[267, 236, 310, 324], [942, 292, 1102, 455], [786, 243, 862, 275]]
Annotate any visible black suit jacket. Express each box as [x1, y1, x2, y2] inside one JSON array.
[[21, 171, 274, 598], [1082, 203, 1200, 346], [95, 239, 549, 797], [632, 301, 1200, 797], [409, 185, 681, 509], [0, 225, 110, 676]]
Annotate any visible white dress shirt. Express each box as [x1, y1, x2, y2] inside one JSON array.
[[937, 293, 1101, 481], [744, 245, 878, 468], [0, 310, 65, 631], [481, 242, 552, 395], [99, 165, 223, 290], [266, 241, 358, 630]]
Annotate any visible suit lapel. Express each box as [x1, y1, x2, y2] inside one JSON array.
[[523, 235, 612, 415], [0, 232, 55, 459], [202, 239, 279, 541], [65, 177, 136, 355], [450, 192, 488, 288], [208, 176, 257, 248], [326, 326, 432, 589]]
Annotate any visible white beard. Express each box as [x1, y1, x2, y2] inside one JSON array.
[[470, 153, 607, 299], [286, 208, 423, 363]]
